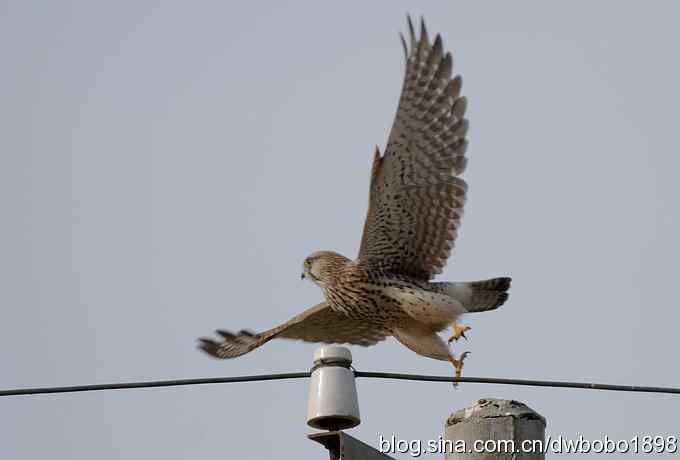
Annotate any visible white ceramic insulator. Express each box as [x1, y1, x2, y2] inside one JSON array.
[[306, 346, 361, 430]]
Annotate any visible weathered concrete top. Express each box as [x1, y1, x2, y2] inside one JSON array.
[[446, 398, 546, 428]]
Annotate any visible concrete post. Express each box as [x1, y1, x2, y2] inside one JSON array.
[[445, 398, 546, 460]]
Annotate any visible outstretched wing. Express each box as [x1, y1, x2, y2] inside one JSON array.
[[358, 16, 468, 280], [198, 302, 389, 359]]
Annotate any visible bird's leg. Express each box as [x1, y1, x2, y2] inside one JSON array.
[[448, 323, 471, 343], [449, 351, 471, 387]]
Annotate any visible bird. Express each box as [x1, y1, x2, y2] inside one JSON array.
[[198, 16, 511, 380]]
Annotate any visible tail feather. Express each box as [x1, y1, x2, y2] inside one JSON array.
[[433, 277, 511, 313], [467, 277, 511, 292], [467, 290, 509, 312]]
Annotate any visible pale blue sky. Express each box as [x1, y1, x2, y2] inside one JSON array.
[[2, 1, 680, 459]]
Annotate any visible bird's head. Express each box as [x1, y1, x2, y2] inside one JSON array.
[[301, 251, 350, 288]]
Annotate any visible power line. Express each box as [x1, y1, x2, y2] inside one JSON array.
[[2, 372, 679, 397], [0, 373, 310, 396], [354, 372, 680, 394]]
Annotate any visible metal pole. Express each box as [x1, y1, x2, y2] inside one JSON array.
[[445, 398, 546, 460], [309, 431, 396, 460]]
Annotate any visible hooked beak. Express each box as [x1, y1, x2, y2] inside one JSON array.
[[301, 272, 306, 280]]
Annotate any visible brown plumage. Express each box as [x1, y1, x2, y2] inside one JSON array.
[[198, 16, 511, 377]]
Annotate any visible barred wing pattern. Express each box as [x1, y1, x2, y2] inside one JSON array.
[[358, 17, 469, 280], [198, 303, 389, 359]]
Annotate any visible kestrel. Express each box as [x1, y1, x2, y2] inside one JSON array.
[[199, 16, 511, 379]]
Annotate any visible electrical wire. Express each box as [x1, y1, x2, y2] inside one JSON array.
[[0, 373, 310, 396], [353, 372, 680, 394], [2, 371, 679, 397]]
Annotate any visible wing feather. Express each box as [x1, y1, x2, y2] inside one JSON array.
[[358, 16, 469, 280], [198, 302, 389, 359]]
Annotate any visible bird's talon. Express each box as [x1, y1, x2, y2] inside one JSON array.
[[449, 324, 471, 343], [449, 350, 471, 388]]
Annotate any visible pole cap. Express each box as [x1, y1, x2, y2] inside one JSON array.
[[313, 346, 353, 366]]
